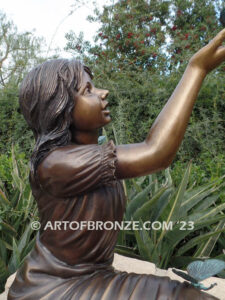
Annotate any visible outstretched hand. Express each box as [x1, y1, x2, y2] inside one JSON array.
[[189, 28, 225, 74]]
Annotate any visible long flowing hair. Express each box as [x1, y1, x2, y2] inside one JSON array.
[[19, 58, 92, 181]]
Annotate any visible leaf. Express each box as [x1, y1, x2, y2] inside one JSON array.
[[0, 238, 7, 262], [117, 226, 126, 246], [130, 178, 143, 193], [114, 245, 141, 259], [194, 220, 225, 258], [0, 187, 10, 207], [111, 125, 119, 145], [133, 186, 167, 221], [18, 222, 33, 253], [21, 236, 36, 259], [24, 190, 35, 221], [1, 221, 17, 236], [165, 167, 172, 186], [181, 186, 220, 215], [168, 162, 192, 222], [8, 238, 20, 273], [177, 229, 225, 256], [125, 182, 153, 220], [183, 181, 217, 204], [134, 222, 155, 262], [10, 189, 20, 207], [166, 215, 225, 250], [198, 203, 225, 221], [149, 187, 173, 222], [135, 176, 147, 186], [0, 257, 9, 284], [194, 194, 219, 212], [0, 239, 13, 251], [157, 162, 191, 244]]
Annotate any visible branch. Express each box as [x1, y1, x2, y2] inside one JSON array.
[[0, 32, 10, 69], [0, 72, 6, 87]]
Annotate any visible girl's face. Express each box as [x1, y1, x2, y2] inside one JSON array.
[[71, 71, 111, 131]]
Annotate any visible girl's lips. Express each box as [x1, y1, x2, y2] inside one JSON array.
[[102, 110, 110, 115]]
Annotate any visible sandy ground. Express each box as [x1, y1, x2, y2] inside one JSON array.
[[1, 253, 224, 299]]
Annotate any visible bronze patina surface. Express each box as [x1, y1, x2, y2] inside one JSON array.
[[8, 29, 225, 300]]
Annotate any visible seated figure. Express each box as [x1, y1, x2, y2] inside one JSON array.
[[8, 29, 225, 300]]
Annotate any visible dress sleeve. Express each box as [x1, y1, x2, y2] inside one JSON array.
[[37, 140, 117, 198]]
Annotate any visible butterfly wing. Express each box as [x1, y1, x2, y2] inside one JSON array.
[[187, 259, 225, 282], [98, 136, 106, 145], [172, 268, 198, 284]]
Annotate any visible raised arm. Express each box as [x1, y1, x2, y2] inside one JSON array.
[[115, 29, 225, 179]]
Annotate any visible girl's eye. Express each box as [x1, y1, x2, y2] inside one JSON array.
[[85, 86, 92, 94]]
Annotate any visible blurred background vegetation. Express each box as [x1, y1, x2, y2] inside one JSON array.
[[0, 0, 225, 292]]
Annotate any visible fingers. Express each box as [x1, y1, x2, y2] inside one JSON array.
[[210, 28, 225, 49], [215, 45, 225, 61]]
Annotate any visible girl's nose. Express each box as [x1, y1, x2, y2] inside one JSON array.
[[101, 89, 109, 100]]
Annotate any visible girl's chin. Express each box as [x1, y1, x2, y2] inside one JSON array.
[[104, 115, 112, 124]]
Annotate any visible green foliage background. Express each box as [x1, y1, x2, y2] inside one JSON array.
[[65, 0, 225, 184], [0, 11, 43, 291]]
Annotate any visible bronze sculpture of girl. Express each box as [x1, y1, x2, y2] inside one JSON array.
[[8, 29, 225, 300]]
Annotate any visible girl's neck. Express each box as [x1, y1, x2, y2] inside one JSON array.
[[71, 128, 98, 145]]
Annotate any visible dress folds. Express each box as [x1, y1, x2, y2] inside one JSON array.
[[8, 141, 218, 300]]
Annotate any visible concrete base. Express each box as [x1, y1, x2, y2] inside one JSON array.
[[113, 254, 225, 299], [1, 254, 224, 299]]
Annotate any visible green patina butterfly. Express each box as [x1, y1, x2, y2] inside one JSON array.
[[172, 259, 225, 291], [98, 135, 107, 145]]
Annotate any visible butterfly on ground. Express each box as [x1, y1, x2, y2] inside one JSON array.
[[172, 259, 225, 291]]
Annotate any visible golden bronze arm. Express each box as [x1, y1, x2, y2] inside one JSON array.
[[115, 29, 225, 179]]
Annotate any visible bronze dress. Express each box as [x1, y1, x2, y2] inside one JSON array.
[[8, 141, 217, 300]]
